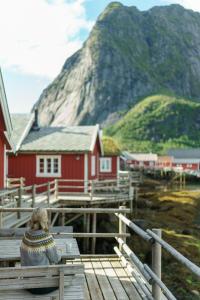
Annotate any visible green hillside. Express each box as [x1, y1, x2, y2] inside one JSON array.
[[105, 95, 200, 154]]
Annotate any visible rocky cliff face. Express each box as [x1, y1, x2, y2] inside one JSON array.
[[36, 2, 200, 127]]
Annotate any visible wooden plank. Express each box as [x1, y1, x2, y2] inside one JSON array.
[[91, 259, 117, 300], [100, 259, 129, 300], [84, 276, 91, 300], [119, 260, 147, 300], [82, 260, 104, 300], [110, 259, 142, 300]]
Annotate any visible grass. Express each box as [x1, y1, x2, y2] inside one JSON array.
[[129, 181, 200, 299], [105, 94, 200, 154]]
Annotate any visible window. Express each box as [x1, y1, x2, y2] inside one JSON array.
[[36, 156, 61, 177], [91, 156, 96, 176], [100, 158, 112, 172]]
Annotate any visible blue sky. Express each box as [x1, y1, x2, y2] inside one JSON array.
[[0, 0, 199, 113]]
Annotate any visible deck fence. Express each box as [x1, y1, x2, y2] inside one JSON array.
[[0, 206, 199, 299]]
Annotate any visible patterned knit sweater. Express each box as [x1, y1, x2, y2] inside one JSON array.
[[20, 229, 61, 266]]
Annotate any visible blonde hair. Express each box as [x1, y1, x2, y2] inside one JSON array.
[[30, 208, 49, 231]]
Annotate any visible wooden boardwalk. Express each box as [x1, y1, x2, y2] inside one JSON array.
[[2, 194, 58, 228], [68, 257, 147, 300]]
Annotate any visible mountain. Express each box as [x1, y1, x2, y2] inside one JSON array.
[[105, 95, 200, 153], [36, 2, 200, 129]]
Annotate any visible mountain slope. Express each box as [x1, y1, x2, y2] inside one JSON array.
[[36, 2, 200, 127], [105, 95, 200, 153]]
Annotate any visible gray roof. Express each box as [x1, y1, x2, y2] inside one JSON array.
[[168, 148, 200, 159], [20, 126, 98, 152], [122, 151, 157, 161], [11, 114, 32, 148]]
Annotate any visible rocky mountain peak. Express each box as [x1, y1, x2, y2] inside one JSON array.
[[35, 2, 200, 127]]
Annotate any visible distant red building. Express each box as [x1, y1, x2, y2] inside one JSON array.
[[0, 69, 13, 189], [168, 149, 200, 171], [156, 156, 172, 169], [122, 151, 158, 169]]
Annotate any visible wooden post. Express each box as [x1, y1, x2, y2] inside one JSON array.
[[55, 179, 58, 199], [90, 180, 94, 201], [47, 181, 50, 207], [61, 212, 65, 226], [17, 187, 22, 219], [152, 229, 162, 300], [129, 186, 134, 213], [32, 185, 36, 208], [48, 210, 52, 226], [83, 209, 87, 253], [91, 212, 97, 254], [59, 269, 64, 300], [0, 210, 3, 228], [86, 214, 90, 251], [20, 177, 24, 188], [119, 205, 126, 251]]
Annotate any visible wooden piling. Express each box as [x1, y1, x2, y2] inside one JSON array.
[[17, 187, 22, 219], [47, 181, 51, 207], [91, 213, 97, 254], [119, 205, 126, 251], [86, 214, 90, 251], [0, 211, 2, 228], [32, 185, 36, 208], [152, 229, 162, 300]]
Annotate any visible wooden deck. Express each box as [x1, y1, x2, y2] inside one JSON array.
[[2, 194, 58, 228], [68, 257, 146, 300]]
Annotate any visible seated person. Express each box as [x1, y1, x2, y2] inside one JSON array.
[[20, 207, 61, 295]]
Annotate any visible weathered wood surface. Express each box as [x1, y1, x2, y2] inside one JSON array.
[[0, 238, 80, 261], [0, 226, 73, 239], [1, 194, 58, 228], [70, 257, 143, 300], [0, 264, 84, 300]]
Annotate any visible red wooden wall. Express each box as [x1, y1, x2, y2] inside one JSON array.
[[99, 156, 118, 180], [8, 153, 85, 186], [172, 163, 199, 171]]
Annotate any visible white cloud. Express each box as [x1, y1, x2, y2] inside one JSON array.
[[162, 0, 200, 12], [0, 0, 93, 78]]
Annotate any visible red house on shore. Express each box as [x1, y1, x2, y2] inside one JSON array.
[[8, 112, 120, 189], [168, 149, 200, 171], [122, 151, 158, 169], [0, 69, 13, 189]]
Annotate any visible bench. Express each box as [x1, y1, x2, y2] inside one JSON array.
[[0, 264, 84, 300]]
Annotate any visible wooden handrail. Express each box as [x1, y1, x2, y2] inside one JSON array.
[[147, 229, 200, 278]]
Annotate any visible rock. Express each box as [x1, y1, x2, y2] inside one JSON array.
[[35, 3, 200, 128], [181, 229, 193, 235], [192, 290, 200, 297], [159, 205, 174, 212]]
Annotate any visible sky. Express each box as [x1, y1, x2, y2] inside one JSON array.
[[1, 0, 200, 113]]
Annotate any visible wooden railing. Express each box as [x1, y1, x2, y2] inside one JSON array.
[[0, 178, 136, 227], [6, 177, 25, 189], [0, 206, 199, 299]]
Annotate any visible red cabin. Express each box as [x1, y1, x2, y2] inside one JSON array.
[[8, 113, 120, 189], [0, 69, 13, 189]]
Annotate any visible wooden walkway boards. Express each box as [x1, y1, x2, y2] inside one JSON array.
[[2, 194, 58, 228], [68, 257, 146, 300]]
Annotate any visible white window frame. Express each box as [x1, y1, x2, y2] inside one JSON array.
[[100, 158, 112, 173], [36, 155, 61, 177], [91, 155, 96, 176]]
